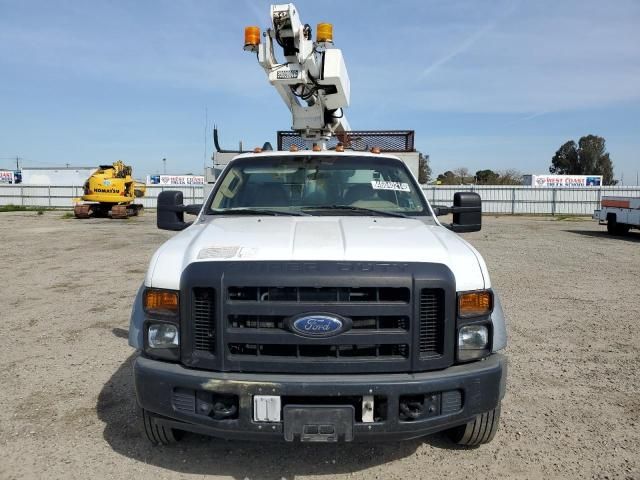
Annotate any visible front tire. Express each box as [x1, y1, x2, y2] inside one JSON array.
[[446, 405, 501, 446], [141, 408, 180, 446]]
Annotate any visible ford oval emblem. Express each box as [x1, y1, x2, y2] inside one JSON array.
[[289, 314, 350, 337]]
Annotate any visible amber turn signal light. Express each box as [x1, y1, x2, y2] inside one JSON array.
[[144, 288, 179, 315], [458, 290, 492, 318]]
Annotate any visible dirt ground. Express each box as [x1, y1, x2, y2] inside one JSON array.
[[0, 211, 638, 480]]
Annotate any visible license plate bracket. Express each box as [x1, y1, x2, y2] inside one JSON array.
[[283, 405, 354, 442]]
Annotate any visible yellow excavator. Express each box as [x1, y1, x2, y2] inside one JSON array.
[[73, 160, 146, 219]]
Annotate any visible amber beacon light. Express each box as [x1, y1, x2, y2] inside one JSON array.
[[244, 26, 261, 51], [316, 23, 333, 43]]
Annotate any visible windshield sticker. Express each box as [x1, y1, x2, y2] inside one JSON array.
[[370, 181, 410, 192]]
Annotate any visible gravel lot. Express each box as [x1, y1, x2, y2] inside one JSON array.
[[1, 211, 638, 480]]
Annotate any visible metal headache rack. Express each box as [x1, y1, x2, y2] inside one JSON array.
[[277, 130, 416, 152]]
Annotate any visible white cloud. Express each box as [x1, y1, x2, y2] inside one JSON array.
[[0, 2, 267, 95], [358, 0, 640, 114]]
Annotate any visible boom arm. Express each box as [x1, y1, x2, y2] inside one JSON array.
[[245, 3, 350, 146]]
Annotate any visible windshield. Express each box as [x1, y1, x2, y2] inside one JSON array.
[[207, 155, 428, 216]]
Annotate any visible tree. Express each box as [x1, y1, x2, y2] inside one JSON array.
[[496, 169, 523, 185], [436, 167, 475, 184], [452, 167, 469, 184], [549, 135, 616, 185], [578, 135, 616, 185], [549, 141, 579, 175], [475, 169, 500, 185], [418, 153, 432, 184], [436, 171, 457, 185]]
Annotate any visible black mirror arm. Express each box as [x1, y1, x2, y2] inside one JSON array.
[[184, 204, 203, 215], [433, 205, 481, 217], [162, 220, 194, 231], [432, 205, 451, 216], [162, 204, 203, 215]]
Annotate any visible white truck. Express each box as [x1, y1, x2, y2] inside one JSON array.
[[129, 3, 507, 446], [593, 196, 640, 235]]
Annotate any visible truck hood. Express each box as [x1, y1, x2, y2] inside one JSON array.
[[146, 216, 489, 291]]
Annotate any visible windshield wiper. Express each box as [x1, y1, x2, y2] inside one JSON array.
[[301, 205, 408, 218], [206, 208, 308, 216]]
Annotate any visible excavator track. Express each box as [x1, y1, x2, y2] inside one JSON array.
[[73, 204, 92, 219], [111, 205, 129, 219], [128, 204, 144, 217]]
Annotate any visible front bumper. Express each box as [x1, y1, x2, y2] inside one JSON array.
[[134, 353, 507, 442], [593, 209, 602, 222]]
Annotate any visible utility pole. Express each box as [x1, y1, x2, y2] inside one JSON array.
[[162, 158, 167, 174], [15, 156, 21, 170]]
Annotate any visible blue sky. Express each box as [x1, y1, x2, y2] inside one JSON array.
[[1, 0, 639, 181]]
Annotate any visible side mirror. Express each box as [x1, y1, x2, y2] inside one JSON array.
[[451, 192, 481, 232], [157, 190, 202, 231], [433, 192, 482, 232]]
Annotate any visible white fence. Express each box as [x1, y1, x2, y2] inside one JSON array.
[[423, 185, 640, 215], [1, 184, 640, 215], [0, 185, 203, 209]]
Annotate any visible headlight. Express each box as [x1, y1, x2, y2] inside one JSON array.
[[457, 324, 490, 362], [148, 323, 179, 349], [458, 290, 492, 318], [145, 322, 180, 361]]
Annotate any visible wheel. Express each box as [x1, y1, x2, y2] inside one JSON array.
[[446, 405, 501, 446], [141, 408, 180, 446], [607, 215, 630, 235]]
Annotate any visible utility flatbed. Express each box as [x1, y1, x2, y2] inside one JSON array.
[[593, 195, 640, 235]]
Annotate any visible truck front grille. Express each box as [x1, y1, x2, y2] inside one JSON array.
[[229, 314, 408, 331], [228, 343, 409, 358], [180, 262, 455, 374], [228, 286, 410, 303], [192, 288, 216, 354], [419, 289, 445, 358]]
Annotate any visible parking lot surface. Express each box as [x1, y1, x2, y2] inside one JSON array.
[[1, 212, 638, 479]]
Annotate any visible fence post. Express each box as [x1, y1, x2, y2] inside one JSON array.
[[48, 185, 51, 207], [511, 188, 516, 215], [551, 189, 557, 216], [21, 186, 24, 206]]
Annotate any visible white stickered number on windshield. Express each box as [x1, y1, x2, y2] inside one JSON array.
[[371, 181, 410, 192]]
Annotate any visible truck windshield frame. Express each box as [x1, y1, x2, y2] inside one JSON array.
[[204, 155, 430, 217]]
